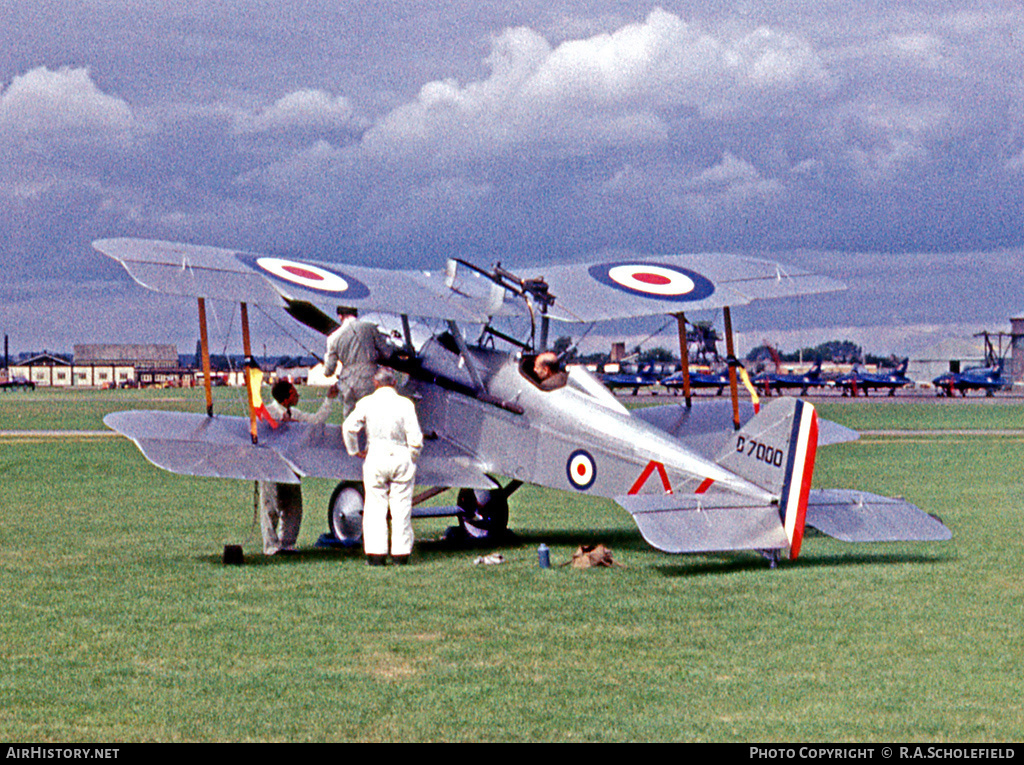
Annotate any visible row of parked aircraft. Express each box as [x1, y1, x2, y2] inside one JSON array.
[[600, 355, 1011, 398]]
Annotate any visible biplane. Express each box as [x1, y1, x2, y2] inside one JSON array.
[[94, 238, 951, 565]]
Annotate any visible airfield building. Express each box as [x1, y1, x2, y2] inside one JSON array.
[[1011, 318, 1024, 384], [8, 344, 190, 388]]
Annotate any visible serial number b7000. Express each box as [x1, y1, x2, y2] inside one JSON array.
[[735, 436, 784, 468]]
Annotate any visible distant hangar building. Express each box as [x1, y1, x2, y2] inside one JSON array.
[[10, 344, 186, 388], [74, 344, 187, 387], [1011, 318, 1024, 384]]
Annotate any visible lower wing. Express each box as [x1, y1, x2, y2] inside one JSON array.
[[104, 410, 493, 489]]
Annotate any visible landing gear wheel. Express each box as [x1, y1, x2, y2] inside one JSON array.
[[328, 481, 364, 546], [456, 488, 509, 541]]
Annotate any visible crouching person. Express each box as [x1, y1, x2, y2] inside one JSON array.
[[259, 381, 337, 556]]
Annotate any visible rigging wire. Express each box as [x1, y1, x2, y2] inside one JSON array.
[[204, 300, 248, 411], [627, 317, 676, 356], [253, 303, 324, 361]]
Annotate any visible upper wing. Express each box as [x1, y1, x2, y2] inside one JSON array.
[[536, 253, 844, 322], [95, 238, 843, 324], [93, 238, 520, 323]]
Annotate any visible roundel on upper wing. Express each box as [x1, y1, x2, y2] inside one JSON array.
[[566, 449, 597, 491], [588, 262, 715, 302], [239, 254, 370, 298]]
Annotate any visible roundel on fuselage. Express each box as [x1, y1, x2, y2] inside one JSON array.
[[566, 449, 597, 491]]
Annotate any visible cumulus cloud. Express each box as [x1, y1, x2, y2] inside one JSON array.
[[234, 88, 357, 134], [823, 99, 953, 186], [0, 66, 135, 138], [7, 1, 1024, 355], [216, 5, 1024, 261], [358, 8, 832, 168]]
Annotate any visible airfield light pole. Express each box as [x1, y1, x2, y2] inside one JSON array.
[[197, 298, 214, 417], [723, 307, 741, 431], [673, 312, 693, 409]]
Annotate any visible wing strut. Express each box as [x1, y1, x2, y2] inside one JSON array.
[[723, 307, 741, 431], [400, 314, 415, 354], [240, 302, 259, 444], [197, 297, 213, 417], [673, 312, 692, 409], [446, 320, 487, 393]]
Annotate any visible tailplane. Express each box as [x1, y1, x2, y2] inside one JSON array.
[[616, 397, 949, 562]]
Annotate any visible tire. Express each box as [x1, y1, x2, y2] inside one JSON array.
[[456, 488, 509, 539], [327, 481, 364, 546]]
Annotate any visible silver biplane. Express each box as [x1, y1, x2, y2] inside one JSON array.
[[94, 238, 950, 565]]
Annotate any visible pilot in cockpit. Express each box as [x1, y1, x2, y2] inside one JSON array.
[[532, 351, 569, 391]]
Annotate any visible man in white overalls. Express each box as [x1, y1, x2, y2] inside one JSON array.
[[342, 368, 423, 566]]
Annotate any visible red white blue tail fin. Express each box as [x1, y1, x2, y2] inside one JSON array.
[[778, 399, 818, 558], [619, 398, 945, 561], [714, 398, 819, 559]]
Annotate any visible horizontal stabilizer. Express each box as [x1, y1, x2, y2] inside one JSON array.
[[633, 400, 856, 460], [806, 489, 952, 543], [616, 494, 788, 554]]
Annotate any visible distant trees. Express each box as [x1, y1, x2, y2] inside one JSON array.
[[636, 346, 676, 363], [552, 336, 574, 357], [746, 340, 864, 365], [555, 333, 897, 368]]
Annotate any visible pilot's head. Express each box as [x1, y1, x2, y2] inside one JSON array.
[[534, 352, 560, 380], [336, 305, 358, 319]]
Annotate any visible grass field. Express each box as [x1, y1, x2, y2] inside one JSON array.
[[1, 388, 1022, 741]]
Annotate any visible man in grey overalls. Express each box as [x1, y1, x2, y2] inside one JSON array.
[[323, 306, 392, 417]]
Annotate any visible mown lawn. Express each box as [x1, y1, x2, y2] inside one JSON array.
[[0, 390, 1020, 741]]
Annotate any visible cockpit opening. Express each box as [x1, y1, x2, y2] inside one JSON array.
[[520, 351, 569, 391]]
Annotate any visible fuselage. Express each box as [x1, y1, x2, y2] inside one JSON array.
[[407, 338, 771, 504]]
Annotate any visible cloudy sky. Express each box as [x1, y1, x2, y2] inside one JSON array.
[[3, 1, 1024, 361]]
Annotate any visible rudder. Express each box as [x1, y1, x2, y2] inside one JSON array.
[[714, 398, 819, 559]]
